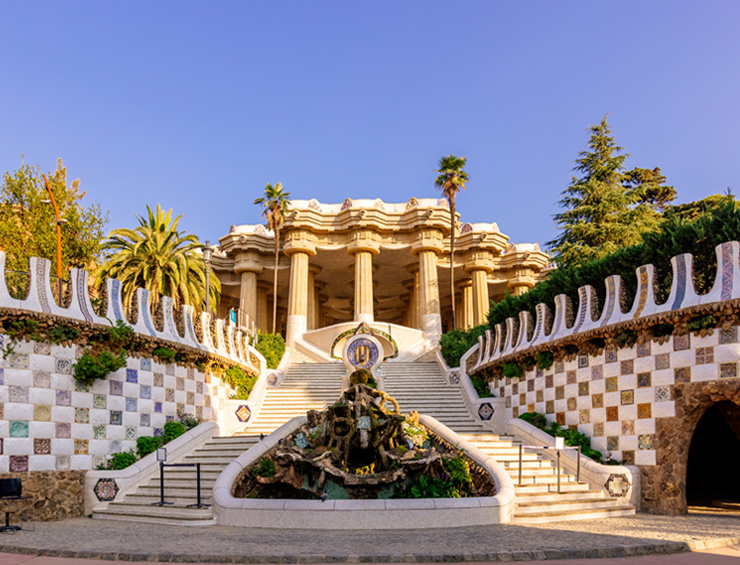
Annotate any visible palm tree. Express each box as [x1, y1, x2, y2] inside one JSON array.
[[434, 155, 468, 332], [96, 204, 219, 314], [254, 182, 291, 334]]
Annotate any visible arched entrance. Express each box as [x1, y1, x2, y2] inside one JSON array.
[[686, 401, 740, 508]]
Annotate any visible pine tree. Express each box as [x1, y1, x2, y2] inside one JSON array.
[[548, 116, 675, 267]]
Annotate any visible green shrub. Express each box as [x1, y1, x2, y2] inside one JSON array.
[[73, 349, 127, 384], [255, 333, 286, 369], [49, 325, 80, 344], [253, 457, 276, 478], [502, 362, 523, 378], [615, 329, 638, 348], [108, 451, 137, 470], [136, 436, 163, 458], [152, 346, 177, 363], [107, 319, 134, 350], [651, 322, 674, 337], [536, 351, 554, 371], [470, 374, 493, 398], [439, 325, 487, 368], [686, 314, 718, 333], [519, 411, 547, 430], [223, 365, 258, 400], [163, 421, 186, 443], [176, 408, 202, 430]]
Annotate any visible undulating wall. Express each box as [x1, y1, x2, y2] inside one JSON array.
[[463, 241, 740, 514]]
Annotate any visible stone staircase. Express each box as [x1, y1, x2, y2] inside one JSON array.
[[93, 435, 259, 525], [457, 432, 635, 523], [382, 362, 488, 433], [382, 361, 635, 522], [240, 362, 345, 435]]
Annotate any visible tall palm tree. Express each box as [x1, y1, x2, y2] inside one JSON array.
[[434, 155, 468, 332], [254, 182, 291, 334], [96, 204, 220, 314]]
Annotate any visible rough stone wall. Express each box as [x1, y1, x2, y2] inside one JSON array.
[[0, 470, 85, 521], [641, 379, 740, 514]]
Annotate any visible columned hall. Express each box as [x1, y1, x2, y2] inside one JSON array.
[[213, 198, 549, 352]]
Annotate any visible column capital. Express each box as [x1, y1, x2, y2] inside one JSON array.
[[463, 249, 494, 274], [234, 251, 265, 275], [411, 229, 444, 256], [283, 240, 316, 257], [347, 240, 380, 255]]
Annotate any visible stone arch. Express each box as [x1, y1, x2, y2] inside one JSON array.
[[642, 379, 740, 514]]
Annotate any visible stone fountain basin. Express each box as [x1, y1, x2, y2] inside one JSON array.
[[212, 416, 516, 529]]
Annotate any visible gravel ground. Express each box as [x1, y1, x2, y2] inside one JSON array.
[[0, 514, 738, 562]]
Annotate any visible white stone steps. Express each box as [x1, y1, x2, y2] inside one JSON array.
[[513, 505, 636, 524], [515, 489, 605, 503], [94, 506, 216, 526]]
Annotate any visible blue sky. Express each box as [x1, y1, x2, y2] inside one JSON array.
[[1, 1, 738, 250]]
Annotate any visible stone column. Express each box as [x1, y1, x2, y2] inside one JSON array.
[[417, 249, 442, 339], [238, 271, 258, 330], [307, 269, 316, 330], [460, 281, 474, 330], [257, 286, 268, 332], [348, 242, 379, 324], [471, 269, 490, 327], [284, 239, 316, 346]]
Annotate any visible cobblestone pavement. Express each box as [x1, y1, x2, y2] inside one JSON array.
[[0, 514, 738, 563]]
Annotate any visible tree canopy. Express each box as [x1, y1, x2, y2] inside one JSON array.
[[0, 158, 108, 273], [547, 116, 676, 267], [96, 204, 219, 313]]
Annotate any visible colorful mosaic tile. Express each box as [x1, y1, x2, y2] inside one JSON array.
[[94, 478, 119, 502], [637, 372, 652, 388], [153, 373, 164, 387], [187, 366, 195, 379], [579, 409, 590, 424], [34, 438, 51, 454], [140, 413, 150, 427], [606, 436, 619, 451], [126, 427, 137, 440], [93, 394, 106, 409], [56, 455, 71, 470], [176, 377, 185, 391], [55, 358, 72, 374], [74, 379, 90, 392], [674, 333, 690, 351], [554, 361, 564, 373], [505, 397, 512, 408], [8, 353, 29, 369], [0, 367, 3, 385], [33, 370, 51, 388], [110, 411, 123, 425], [578, 355, 589, 368], [196, 381, 203, 394], [620, 360, 634, 375], [545, 374, 554, 388], [546, 400, 554, 414], [9, 420, 29, 437], [93, 425, 107, 439], [622, 451, 635, 465], [9, 385, 29, 404], [578, 382, 589, 396], [567, 397, 577, 411], [605, 348, 618, 363], [204, 395, 211, 407], [638, 434, 654, 450], [519, 393, 526, 406], [606, 406, 619, 421], [592, 393, 604, 408], [125, 397, 137, 412], [9, 455, 29, 472], [154, 402, 162, 413], [638, 403, 652, 419], [527, 379, 535, 392], [74, 439, 89, 455], [720, 362, 739, 379], [56, 422, 71, 438], [719, 327, 738, 344], [75, 407, 90, 424], [656, 353, 670, 370], [591, 365, 603, 380], [448, 371, 460, 385], [556, 412, 565, 425], [187, 391, 195, 405], [126, 368, 138, 383], [477, 402, 495, 421], [166, 364, 175, 376], [622, 419, 635, 435], [141, 357, 152, 371], [196, 406, 203, 419], [674, 367, 691, 383], [696, 347, 714, 365], [140, 385, 151, 399], [567, 371, 577, 384], [34, 404, 52, 421], [636, 341, 651, 358], [655, 385, 671, 402], [620, 390, 634, 405], [110, 380, 123, 396], [153, 427, 163, 437], [33, 341, 51, 355], [512, 382, 519, 395], [605, 377, 618, 392], [593, 422, 604, 437], [165, 388, 175, 402]]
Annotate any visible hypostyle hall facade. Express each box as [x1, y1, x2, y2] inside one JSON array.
[[213, 198, 549, 354]]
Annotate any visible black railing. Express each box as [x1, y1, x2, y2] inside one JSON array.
[[151, 462, 209, 508]]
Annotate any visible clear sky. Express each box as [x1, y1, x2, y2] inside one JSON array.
[[1, 1, 738, 250]]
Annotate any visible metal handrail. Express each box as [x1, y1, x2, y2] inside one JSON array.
[[151, 462, 209, 508], [516, 443, 582, 492]]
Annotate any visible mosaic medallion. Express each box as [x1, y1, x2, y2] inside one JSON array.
[[478, 402, 494, 421], [448, 370, 460, 385], [346, 338, 379, 370], [94, 478, 119, 502], [605, 474, 631, 498], [235, 404, 252, 423]]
